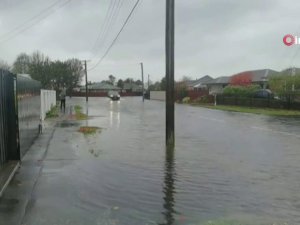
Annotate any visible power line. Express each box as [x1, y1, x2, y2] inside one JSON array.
[[0, 0, 72, 43], [0, 0, 63, 40], [88, 0, 141, 72], [95, 0, 124, 54], [91, 0, 125, 57], [95, 0, 120, 53], [90, 0, 116, 53]]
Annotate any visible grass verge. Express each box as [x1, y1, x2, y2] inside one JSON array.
[[74, 105, 88, 120], [46, 106, 59, 118], [78, 126, 101, 135], [190, 103, 300, 117]]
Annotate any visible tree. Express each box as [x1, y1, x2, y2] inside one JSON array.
[[269, 68, 300, 99], [0, 59, 10, 71], [124, 78, 134, 83], [12, 53, 30, 74], [175, 81, 188, 100], [230, 72, 252, 86], [160, 77, 166, 90], [149, 81, 161, 91], [28, 51, 51, 87], [135, 79, 143, 85], [108, 74, 116, 85], [117, 79, 124, 89], [65, 58, 84, 95], [12, 51, 84, 91], [147, 80, 153, 90], [181, 76, 192, 81]]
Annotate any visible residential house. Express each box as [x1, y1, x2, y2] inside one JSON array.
[[230, 69, 279, 88], [204, 69, 279, 95], [185, 75, 213, 90], [203, 76, 230, 95], [80, 82, 121, 93], [123, 82, 143, 93]]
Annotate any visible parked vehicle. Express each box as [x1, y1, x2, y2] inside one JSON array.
[[107, 91, 120, 101], [253, 89, 273, 98]]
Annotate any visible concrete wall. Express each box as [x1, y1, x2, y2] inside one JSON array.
[[17, 75, 41, 157], [150, 91, 165, 101], [41, 90, 56, 121]]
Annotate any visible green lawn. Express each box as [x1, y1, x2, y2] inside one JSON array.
[[190, 103, 300, 117]]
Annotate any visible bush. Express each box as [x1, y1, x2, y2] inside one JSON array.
[[182, 97, 190, 103], [193, 95, 214, 104]]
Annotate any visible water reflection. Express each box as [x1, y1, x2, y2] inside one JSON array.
[[109, 100, 121, 128], [85, 102, 89, 127], [160, 146, 177, 225]]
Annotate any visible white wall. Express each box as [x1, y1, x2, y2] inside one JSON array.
[[41, 90, 56, 121], [150, 91, 165, 101]]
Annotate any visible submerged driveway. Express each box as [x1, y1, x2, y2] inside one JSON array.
[[1, 97, 300, 225]]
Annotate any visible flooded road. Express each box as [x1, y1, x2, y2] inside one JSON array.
[[4, 97, 300, 225]]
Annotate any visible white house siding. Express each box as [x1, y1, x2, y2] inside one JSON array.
[[150, 91, 165, 101]]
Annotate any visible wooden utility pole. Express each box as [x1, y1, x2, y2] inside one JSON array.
[[148, 74, 150, 90], [84, 60, 88, 102], [165, 0, 175, 147], [140, 62, 144, 102]]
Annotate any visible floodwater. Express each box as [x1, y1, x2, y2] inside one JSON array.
[[9, 97, 300, 224]]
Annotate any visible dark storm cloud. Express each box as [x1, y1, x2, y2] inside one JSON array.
[[1, 0, 300, 82]]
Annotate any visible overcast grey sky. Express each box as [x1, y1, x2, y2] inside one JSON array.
[[1, 0, 300, 82]]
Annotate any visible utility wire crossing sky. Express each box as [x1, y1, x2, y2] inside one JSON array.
[[1, 0, 300, 82]]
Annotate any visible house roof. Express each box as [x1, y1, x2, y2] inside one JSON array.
[[204, 76, 230, 85], [204, 69, 279, 85], [123, 82, 142, 90], [81, 82, 121, 90], [235, 69, 279, 82], [280, 67, 300, 75], [186, 75, 213, 87]]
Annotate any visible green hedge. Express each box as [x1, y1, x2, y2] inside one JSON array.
[[223, 85, 260, 97]]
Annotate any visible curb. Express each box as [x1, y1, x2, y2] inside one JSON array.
[[0, 161, 20, 198]]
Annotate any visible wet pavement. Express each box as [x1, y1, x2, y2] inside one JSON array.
[[1, 97, 300, 225]]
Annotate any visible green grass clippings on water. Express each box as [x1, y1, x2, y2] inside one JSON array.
[[74, 105, 88, 120], [78, 126, 101, 135]]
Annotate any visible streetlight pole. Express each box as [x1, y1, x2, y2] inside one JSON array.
[[292, 67, 295, 92], [165, 0, 175, 147], [140, 62, 144, 102], [81, 60, 90, 102], [84, 60, 88, 102]]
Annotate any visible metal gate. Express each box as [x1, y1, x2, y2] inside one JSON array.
[[0, 70, 19, 168]]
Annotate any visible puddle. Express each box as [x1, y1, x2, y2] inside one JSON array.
[[56, 121, 80, 128]]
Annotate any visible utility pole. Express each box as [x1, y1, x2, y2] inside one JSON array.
[[292, 67, 295, 92], [84, 60, 88, 102], [148, 74, 150, 90], [165, 0, 175, 147], [140, 62, 144, 102]]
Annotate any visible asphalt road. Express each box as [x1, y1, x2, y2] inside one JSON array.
[[1, 97, 300, 225]]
